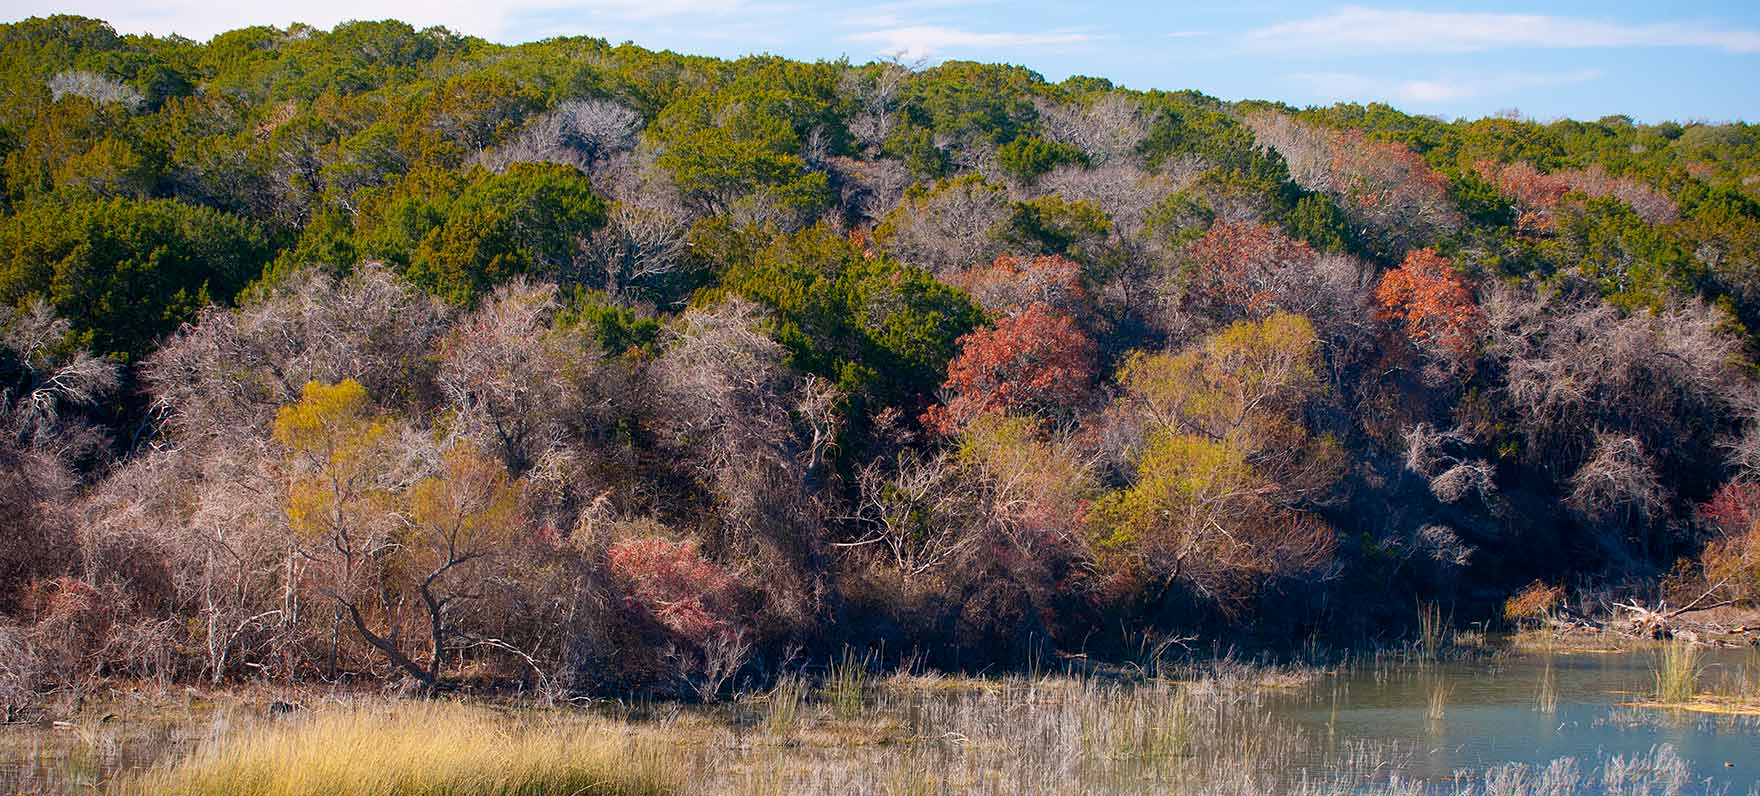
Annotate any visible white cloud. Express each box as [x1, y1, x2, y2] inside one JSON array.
[[1288, 69, 1604, 105], [1165, 31, 1206, 39], [4, 0, 756, 41], [848, 24, 1100, 59], [1247, 6, 1760, 55]]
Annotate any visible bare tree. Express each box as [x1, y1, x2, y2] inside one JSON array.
[[47, 70, 143, 110], [143, 263, 450, 447], [436, 280, 588, 475], [1567, 434, 1667, 527], [876, 177, 1011, 276], [475, 99, 643, 173], [842, 61, 915, 153], [1033, 94, 1148, 166], [846, 451, 987, 578], [651, 301, 840, 628], [572, 201, 691, 302], [1484, 286, 1750, 475], [1402, 423, 1498, 505]]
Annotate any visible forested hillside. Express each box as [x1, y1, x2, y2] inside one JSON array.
[[2, 15, 1758, 697]]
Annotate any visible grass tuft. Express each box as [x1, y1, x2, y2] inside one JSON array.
[[1651, 642, 1702, 705]]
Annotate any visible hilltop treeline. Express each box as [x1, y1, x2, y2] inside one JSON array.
[[2, 15, 1758, 698]]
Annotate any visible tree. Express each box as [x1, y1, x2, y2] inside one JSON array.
[[436, 280, 603, 476], [272, 379, 413, 683], [1094, 312, 1341, 611], [923, 303, 1096, 434], [401, 445, 527, 686], [951, 253, 1087, 319], [1374, 247, 1483, 372], [1484, 288, 1749, 488], [0, 198, 270, 360], [476, 98, 643, 174], [1091, 432, 1335, 612], [874, 175, 1011, 276], [571, 200, 690, 303], [714, 225, 983, 408], [143, 263, 451, 447], [1244, 112, 1460, 259], [995, 135, 1085, 183], [649, 84, 832, 220], [405, 163, 607, 304]]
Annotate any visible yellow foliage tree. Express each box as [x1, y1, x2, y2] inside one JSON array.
[[1094, 313, 1340, 611], [274, 379, 527, 689]]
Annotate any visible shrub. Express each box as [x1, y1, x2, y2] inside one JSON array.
[[1503, 582, 1565, 625]]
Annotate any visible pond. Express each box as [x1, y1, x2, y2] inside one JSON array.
[[3, 647, 1757, 795], [1265, 649, 1760, 792]]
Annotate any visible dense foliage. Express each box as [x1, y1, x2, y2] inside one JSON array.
[[4, 15, 1760, 699]]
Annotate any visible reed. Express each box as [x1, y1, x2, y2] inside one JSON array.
[[1426, 678, 1453, 723], [1416, 600, 1448, 662], [1651, 642, 1702, 704], [1535, 660, 1558, 714], [116, 702, 674, 796], [761, 672, 808, 737]]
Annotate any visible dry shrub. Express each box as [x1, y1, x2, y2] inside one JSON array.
[[1504, 581, 1565, 625], [0, 622, 44, 708]]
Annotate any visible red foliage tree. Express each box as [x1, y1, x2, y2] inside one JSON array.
[[1180, 221, 1319, 321], [1477, 160, 1679, 235], [1375, 248, 1484, 368], [923, 303, 1097, 434], [607, 537, 743, 646], [1700, 482, 1760, 605], [1477, 160, 1571, 236], [1702, 482, 1760, 536]]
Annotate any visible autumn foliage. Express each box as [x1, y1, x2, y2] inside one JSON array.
[[608, 537, 745, 647], [923, 303, 1097, 434], [1700, 482, 1760, 606], [1180, 222, 1319, 321], [1375, 248, 1483, 368]]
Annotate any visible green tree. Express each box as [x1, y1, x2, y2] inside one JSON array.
[[0, 196, 269, 359]]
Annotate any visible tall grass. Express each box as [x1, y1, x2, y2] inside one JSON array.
[[1651, 642, 1702, 704], [1426, 677, 1453, 723], [761, 672, 808, 737], [116, 702, 674, 796], [1415, 600, 1448, 662], [1535, 660, 1558, 715], [821, 646, 872, 720]]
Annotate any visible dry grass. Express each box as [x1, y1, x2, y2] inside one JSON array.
[[115, 702, 675, 796]]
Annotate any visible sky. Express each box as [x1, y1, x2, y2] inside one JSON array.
[[7, 1, 1760, 123]]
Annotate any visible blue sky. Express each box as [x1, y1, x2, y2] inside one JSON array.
[[9, 1, 1760, 122]]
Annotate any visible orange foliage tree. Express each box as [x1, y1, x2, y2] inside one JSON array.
[[1374, 248, 1483, 370], [923, 303, 1097, 434]]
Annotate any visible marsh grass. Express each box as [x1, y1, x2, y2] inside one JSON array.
[[1426, 678, 1453, 723], [1535, 660, 1558, 715], [116, 702, 675, 796], [821, 647, 872, 720], [26, 659, 1736, 796], [761, 673, 808, 737], [1415, 600, 1448, 663], [1651, 642, 1702, 704]]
